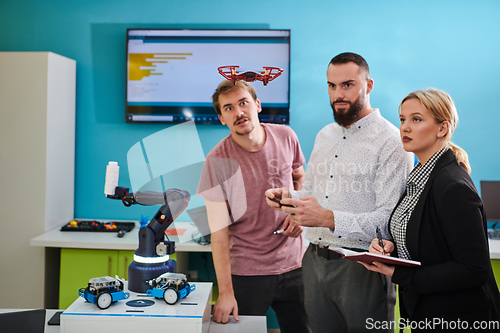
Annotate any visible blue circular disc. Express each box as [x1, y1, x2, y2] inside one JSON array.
[[126, 299, 155, 307]]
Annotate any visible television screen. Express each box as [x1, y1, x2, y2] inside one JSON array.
[[126, 29, 291, 124]]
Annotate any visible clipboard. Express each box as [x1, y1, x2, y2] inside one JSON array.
[[329, 246, 421, 266]]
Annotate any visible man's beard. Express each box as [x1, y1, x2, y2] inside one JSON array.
[[331, 95, 364, 128]]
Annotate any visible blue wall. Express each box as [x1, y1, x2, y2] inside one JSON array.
[[1, 0, 499, 221]]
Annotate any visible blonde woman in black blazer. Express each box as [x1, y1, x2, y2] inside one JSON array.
[[361, 88, 500, 331]]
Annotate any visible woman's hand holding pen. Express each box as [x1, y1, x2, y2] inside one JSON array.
[[369, 238, 395, 256], [359, 238, 396, 277]]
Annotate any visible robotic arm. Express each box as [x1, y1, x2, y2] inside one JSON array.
[[104, 161, 191, 292], [108, 187, 190, 258], [106, 175, 190, 293]]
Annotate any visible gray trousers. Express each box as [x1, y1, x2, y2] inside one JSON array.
[[303, 244, 396, 333], [232, 268, 312, 333]]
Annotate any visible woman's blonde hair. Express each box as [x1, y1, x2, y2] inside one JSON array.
[[399, 88, 471, 174]]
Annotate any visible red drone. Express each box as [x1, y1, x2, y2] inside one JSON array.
[[218, 65, 283, 86]]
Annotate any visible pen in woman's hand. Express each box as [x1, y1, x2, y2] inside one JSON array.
[[376, 226, 385, 255]]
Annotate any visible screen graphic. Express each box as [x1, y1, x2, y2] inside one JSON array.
[[126, 29, 291, 124]]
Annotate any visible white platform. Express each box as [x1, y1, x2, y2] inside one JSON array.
[[61, 282, 212, 333]]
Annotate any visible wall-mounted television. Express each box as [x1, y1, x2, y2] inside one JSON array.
[[126, 29, 291, 124]]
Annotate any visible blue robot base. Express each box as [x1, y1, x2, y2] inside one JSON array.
[[128, 259, 177, 293]]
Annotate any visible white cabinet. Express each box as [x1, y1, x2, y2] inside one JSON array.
[[0, 52, 76, 308]]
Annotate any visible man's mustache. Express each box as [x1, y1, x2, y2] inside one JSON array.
[[332, 100, 350, 106], [234, 116, 249, 125]]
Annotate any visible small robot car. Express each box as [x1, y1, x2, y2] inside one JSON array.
[[146, 272, 196, 305], [79, 275, 130, 309]]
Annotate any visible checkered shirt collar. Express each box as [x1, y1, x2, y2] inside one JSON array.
[[407, 147, 448, 193]]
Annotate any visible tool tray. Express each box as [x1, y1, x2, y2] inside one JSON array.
[[60, 220, 135, 232]]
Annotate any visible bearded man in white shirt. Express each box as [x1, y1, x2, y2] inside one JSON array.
[[266, 52, 414, 332]]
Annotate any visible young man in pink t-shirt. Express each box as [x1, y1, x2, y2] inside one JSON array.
[[197, 80, 310, 333]]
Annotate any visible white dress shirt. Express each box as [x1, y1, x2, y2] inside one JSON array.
[[292, 109, 414, 250]]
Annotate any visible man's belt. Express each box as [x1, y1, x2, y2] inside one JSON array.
[[311, 243, 365, 260]]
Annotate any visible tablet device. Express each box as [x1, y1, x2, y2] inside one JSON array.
[[47, 311, 62, 325]]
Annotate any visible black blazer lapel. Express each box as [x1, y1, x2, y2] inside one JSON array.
[[405, 150, 456, 260]]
